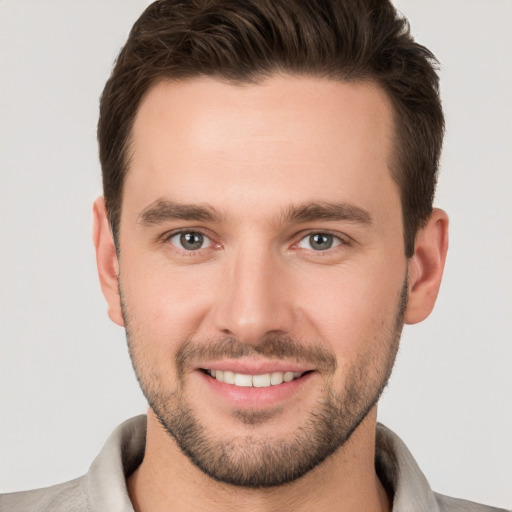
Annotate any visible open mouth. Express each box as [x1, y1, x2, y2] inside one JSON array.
[[201, 369, 312, 388]]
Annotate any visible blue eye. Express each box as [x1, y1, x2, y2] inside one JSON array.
[[298, 233, 342, 251], [169, 231, 212, 251]]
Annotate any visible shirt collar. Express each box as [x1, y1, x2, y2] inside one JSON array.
[[86, 415, 146, 512], [376, 423, 439, 511]]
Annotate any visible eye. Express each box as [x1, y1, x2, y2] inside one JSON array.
[[297, 232, 342, 251], [168, 231, 212, 251]]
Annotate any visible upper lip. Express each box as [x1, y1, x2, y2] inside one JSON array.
[[197, 359, 313, 375]]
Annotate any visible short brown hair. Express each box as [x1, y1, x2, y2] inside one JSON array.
[[98, 0, 444, 257]]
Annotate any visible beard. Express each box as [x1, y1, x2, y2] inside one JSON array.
[[123, 278, 407, 488]]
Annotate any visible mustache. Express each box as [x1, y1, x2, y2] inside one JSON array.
[[176, 335, 337, 376]]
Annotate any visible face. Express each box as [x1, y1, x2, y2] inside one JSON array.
[[115, 75, 409, 487]]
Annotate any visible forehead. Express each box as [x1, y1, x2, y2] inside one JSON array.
[[125, 75, 398, 224]]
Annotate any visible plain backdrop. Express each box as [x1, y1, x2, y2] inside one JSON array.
[[0, 0, 511, 508]]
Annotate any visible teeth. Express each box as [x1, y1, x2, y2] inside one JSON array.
[[283, 371, 295, 382], [234, 373, 252, 387], [223, 370, 235, 385], [208, 370, 304, 388], [270, 371, 284, 385], [253, 373, 271, 388]]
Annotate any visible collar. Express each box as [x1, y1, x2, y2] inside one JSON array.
[[375, 423, 439, 511]]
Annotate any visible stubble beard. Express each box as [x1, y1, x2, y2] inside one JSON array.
[[123, 278, 407, 488]]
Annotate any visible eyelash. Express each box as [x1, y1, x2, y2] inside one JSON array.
[[162, 228, 349, 255], [295, 231, 346, 252], [164, 229, 216, 252]]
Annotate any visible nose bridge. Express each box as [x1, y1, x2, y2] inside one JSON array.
[[213, 240, 292, 343]]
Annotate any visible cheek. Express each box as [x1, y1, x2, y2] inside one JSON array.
[[121, 267, 214, 393], [294, 265, 404, 358], [120, 255, 216, 344]]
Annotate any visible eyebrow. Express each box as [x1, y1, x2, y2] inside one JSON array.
[[282, 201, 373, 226], [137, 198, 372, 227], [137, 199, 222, 226]]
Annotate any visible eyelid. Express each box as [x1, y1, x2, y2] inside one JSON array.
[[162, 228, 218, 251], [159, 227, 351, 253], [294, 230, 350, 251]]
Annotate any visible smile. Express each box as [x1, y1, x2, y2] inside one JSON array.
[[205, 369, 306, 388]]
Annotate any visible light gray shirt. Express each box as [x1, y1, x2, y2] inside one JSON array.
[[0, 415, 507, 511]]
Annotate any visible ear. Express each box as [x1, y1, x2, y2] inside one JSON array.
[[404, 208, 449, 325], [92, 197, 124, 327]]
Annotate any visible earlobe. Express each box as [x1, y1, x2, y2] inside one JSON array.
[[404, 208, 449, 325], [92, 197, 125, 327]]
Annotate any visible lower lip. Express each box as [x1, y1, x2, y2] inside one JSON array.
[[196, 370, 315, 409]]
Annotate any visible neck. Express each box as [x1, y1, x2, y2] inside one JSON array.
[[127, 408, 391, 512]]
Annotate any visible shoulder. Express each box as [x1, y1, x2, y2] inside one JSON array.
[[375, 424, 509, 512], [0, 476, 87, 512], [435, 492, 510, 512]]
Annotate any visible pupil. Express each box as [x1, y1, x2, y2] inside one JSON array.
[[181, 232, 203, 250], [311, 233, 332, 250]]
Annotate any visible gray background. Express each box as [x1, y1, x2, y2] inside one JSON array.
[[0, 0, 511, 508]]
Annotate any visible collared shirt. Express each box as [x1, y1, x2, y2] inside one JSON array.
[[0, 415, 507, 512]]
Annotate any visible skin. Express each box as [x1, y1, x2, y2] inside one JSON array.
[[93, 75, 448, 512]]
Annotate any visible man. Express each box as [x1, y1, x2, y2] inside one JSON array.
[[0, 1, 508, 511]]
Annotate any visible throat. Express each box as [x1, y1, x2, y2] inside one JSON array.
[[130, 409, 389, 512]]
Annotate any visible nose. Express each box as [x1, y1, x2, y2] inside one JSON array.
[[211, 244, 295, 345]]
